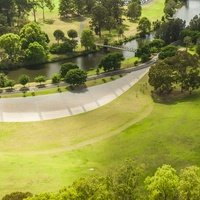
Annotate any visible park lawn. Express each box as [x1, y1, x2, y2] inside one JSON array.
[[32, 0, 165, 43], [0, 75, 200, 197]]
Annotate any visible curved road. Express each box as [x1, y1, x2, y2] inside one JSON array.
[[0, 62, 154, 122]]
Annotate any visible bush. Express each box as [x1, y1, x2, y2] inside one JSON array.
[[159, 45, 178, 59], [65, 69, 87, 86], [2, 192, 32, 200], [60, 63, 79, 78], [49, 39, 76, 54], [51, 73, 61, 84]]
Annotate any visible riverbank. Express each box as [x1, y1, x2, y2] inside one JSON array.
[[0, 56, 153, 98]]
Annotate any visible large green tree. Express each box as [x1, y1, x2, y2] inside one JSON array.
[[98, 52, 124, 72], [178, 166, 200, 200], [65, 68, 87, 86], [20, 22, 49, 50], [137, 17, 151, 36], [156, 18, 185, 44], [24, 42, 47, 64], [90, 5, 108, 37], [37, 0, 54, 21], [0, 33, 20, 62], [145, 165, 179, 200], [80, 30, 95, 50], [127, 0, 142, 20]]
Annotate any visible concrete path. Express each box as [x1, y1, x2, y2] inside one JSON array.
[[0, 67, 150, 122]]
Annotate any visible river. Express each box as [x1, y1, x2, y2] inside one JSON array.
[[4, 0, 200, 81]]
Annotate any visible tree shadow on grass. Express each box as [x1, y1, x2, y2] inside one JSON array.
[[151, 90, 200, 105], [67, 84, 89, 93], [60, 16, 86, 23]]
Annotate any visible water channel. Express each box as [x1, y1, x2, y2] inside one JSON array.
[[4, 0, 200, 81]]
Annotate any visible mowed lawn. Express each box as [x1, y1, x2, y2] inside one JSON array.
[[33, 0, 165, 43], [0, 76, 200, 197]]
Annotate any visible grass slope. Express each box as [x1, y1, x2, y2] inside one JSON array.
[[0, 76, 200, 197]]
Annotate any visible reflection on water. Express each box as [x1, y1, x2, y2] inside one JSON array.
[[5, 40, 137, 81], [4, 0, 200, 81]]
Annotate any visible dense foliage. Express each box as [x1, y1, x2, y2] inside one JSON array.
[[149, 51, 200, 94], [98, 52, 124, 72], [3, 162, 200, 200]]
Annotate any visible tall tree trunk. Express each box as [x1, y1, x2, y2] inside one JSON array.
[[33, 8, 37, 22], [42, 7, 45, 21]]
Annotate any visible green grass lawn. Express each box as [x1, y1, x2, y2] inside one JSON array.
[[0, 75, 200, 197]]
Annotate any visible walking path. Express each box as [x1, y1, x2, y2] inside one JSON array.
[[0, 62, 154, 122]]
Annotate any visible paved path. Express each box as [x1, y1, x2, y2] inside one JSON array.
[[0, 66, 151, 122]]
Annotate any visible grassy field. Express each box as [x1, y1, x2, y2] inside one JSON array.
[[0, 75, 200, 197], [33, 0, 165, 43]]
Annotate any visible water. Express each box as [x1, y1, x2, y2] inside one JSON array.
[[5, 40, 137, 81], [174, 0, 200, 25], [4, 0, 200, 81]]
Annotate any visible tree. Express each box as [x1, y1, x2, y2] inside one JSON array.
[[67, 29, 78, 40], [99, 52, 124, 72], [18, 74, 30, 87], [6, 79, 15, 89], [53, 29, 64, 44], [158, 45, 178, 59], [51, 73, 61, 84], [34, 75, 46, 86], [100, 0, 124, 25], [24, 42, 47, 64], [196, 43, 200, 56], [127, 0, 142, 20], [180, 67, 200, 94], [178, 166, 200, 200], [59, 0, 75, 18], [74, 0, 86, 15], [65, 69, 87, 86], [29, 0, 39, 22], [113, 159, 143, 200], [85, 0, 95, 13], [145, 165, 179, 200], [50, 39, 76, 54], [164, 0, 176, 18], [81, 30, 95, 50], [189, 15, 200, 31], [135, 44, 151, 62], [165, 51, 200, 92], [183, 36, 192, 50], [137, 17, 151, 36], [118, 27, 124, 38], [0, 73, 8, 88], [0, 33, 20, 62], [20, 22, 48, 50], [149, 39, 165, 51], [90, 5, 108, 37], [156, 18, 185, 44], [60, 62, 79, 78], [37, 0, 54, 21], [2, 192, 32, 200], [148, 61, 174, 94]]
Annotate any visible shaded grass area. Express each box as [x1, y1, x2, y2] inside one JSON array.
[[0, 75, 200, 197]]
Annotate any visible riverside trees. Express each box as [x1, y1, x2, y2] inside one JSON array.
[[0, 22, 49, 67], [59, 0, 142, 37], [149, 51, 200, 95]]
